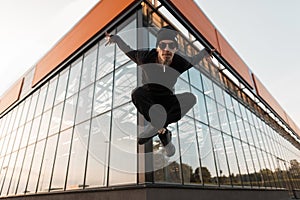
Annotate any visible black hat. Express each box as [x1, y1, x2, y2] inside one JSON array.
[[156, 25, 178, 47]]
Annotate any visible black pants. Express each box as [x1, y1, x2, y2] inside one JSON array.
[[131, 86, 196, 129]]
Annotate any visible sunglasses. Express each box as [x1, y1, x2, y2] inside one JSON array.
[[158, 42, 177, 50]]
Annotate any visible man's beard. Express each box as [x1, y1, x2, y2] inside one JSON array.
[[158, 56, 172, 65]]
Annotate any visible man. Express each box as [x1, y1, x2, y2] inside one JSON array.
[[106, 26, 212, 157]]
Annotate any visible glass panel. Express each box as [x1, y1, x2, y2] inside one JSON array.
[[0, 156, 10, 195], [213, 83, 225, 106], [227, 111, 240, 139], [206, 97, 220, 130], [26, 140, 46, 194], [20, 121, 32, 148], [12, 104, 24, 131], [113, 62, 137, 108], [67, 59, 82, 98], [224, 92, 234, 112], [115, 19, 136, 68], [35, 85, 47, 117], [93, 74, 113, 117], [8, 148, 25, 195], [96, 38, 114, 80], [232, 98, 241, 117], [191, 87, 208, 124], [236, 116, 247, 143], [17, 144, 34, 194], [13, 125, 24, 151], [81, 45, 97, 90], [201, 74, 214, 99], [109, 103, 137, 185], [26, 92, 39, 123], [37, 109, 51, 141], [61, 94, 78, 131], [175, 79, 193, 117], [222, 133, 241, 187], [44, 78, 58, 112], [54, 68, 69, 105], [66, 121, 90, 190], [233, 138, 251, 187], [217, 104, 230, 134], [189, 68, 203, 91], [85, 113, 111, 188], [48, 102, 63, 136], [210, 129, 231, 186], [75, 84, 94, 125], [28, 116, 41, 145], [178, 117, 201, 184], [196, 123, 217, 186], [153, 124, 182, 183], [37, 134, 58, 192], [0, 152, 17, 196], [50, 129, 72, 191], [243, 143, 259, 187]]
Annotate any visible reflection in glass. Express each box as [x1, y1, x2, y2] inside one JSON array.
[[8, 148, 25, 195], [0, 152, 17, 196], [206, 97, 220, 130], [61, 94, 78, 131], [81, 45, 97, 90], [93, 74, 113, 116], [178, 117, 201, 184], [50, 128, 72, 191], [210, 129, 231, 186], [153, 124, 182, 184], [66, 121, 90, 190], [37, 135, 58, 192], [38, 110, 51, 141], [202, 74, 214, 99], [17, 145, 34, 194], [222, 133, 241, 186], [97, 39, 114, 80], [191, 87, 208, 124], [115, 19, 136, 68], [189, 68, 203, 91], [44, 78, 58, 112], [54, 68, 69, 105], [233, 138, 251, 187], [109, 103, 137, 185], [75, 84, 94, 125], [67, 59, 82, 98], [48, 103, 63, 136], [196, 123, 217, 186], [113, 62, 137, 108], [26, 140, 46, 194], [85, 113, 111, 188]]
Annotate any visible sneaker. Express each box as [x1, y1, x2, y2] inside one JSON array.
[[158, 129, 176, 157], [138, 124, 158, 145]]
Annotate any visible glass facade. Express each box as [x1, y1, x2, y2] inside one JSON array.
[[0, 0, 299, 198]]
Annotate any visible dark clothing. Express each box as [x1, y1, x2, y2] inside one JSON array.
[[113, 35, 205, 128]]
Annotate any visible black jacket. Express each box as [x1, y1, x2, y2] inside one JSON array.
[[113, 35, 207, 93]]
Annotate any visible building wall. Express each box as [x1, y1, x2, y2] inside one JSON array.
[[0, 0, 299, 199]]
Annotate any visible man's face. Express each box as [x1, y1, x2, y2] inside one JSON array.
[[157, 40, 177, 64]]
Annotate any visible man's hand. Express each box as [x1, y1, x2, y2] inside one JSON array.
[[105, 32, 114, 46]]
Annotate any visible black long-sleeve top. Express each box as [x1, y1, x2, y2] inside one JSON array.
[[112, 35, 207, 94]]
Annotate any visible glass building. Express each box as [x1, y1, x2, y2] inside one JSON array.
[[0, 0, 299, 199]]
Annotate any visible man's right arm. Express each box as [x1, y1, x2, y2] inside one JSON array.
[[108, 35, 150, 65]]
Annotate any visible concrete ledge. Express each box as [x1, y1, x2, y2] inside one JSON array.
[[1, 185, 294, 200]]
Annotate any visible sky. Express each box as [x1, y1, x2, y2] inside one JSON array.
[[195, 0, 300, 128], [0, 0, 299, 128]]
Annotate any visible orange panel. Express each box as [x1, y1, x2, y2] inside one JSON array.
[[168, 0, 220, 52], [216, 31, 254, 89], [252, 74, 288, 123], [32, 0, 137, 86], [0, 78, 24, 114], [286, 114, 300, 138]]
